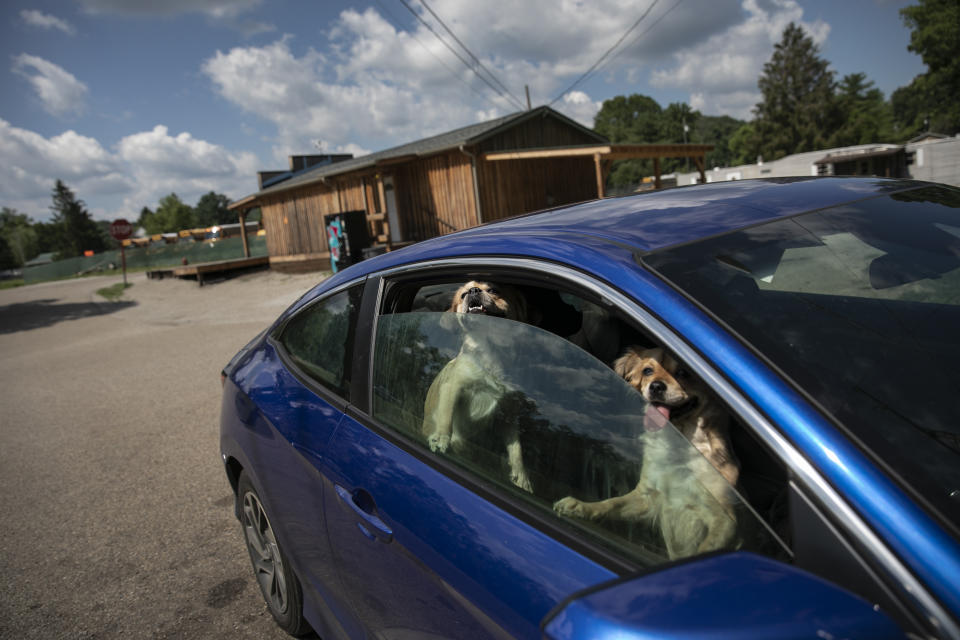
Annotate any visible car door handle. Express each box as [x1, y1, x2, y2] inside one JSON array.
[[334, 485, 393, 543]]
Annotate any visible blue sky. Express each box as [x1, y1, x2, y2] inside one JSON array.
[[1, 0, 926, 221]]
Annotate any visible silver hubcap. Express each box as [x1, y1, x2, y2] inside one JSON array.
[[241, 491, 289, 614]]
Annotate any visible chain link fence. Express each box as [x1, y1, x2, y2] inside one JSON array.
[[23, 236, 268, 284]]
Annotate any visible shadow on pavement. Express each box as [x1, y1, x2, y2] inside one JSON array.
[[0, 298, 137, 334]]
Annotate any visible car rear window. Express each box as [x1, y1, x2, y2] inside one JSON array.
[[644, 185, 960, 537]]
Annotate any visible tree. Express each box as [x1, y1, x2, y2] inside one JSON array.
[[660, 102, 702, 173], [194, 192, 235, 227], [728, 122, 763, 166], [49, 180, 105, 259], [894, 0, 960, 136], [137, 206, 156, 234], [593, 94, 662, 143], [754, 23, 839, 159], [0, 207, 39, 267], [829, 73, 894, 147], [0, 234, 15, 271], [694, 115, 747, 169], [148, 194, 195, 234]]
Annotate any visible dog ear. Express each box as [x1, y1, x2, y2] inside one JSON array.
[[613, 349, 639, 378]]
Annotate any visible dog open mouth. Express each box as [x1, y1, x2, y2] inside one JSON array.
[[644, 397, 699, 431], [465, 300, 505, 317]]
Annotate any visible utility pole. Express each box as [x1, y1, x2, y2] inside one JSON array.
[[525, 85, 531, 110]]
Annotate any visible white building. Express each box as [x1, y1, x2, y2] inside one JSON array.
[[674, 133, 960, 188]]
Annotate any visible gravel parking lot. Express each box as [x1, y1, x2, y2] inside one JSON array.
[[0, 268, 326, 639]]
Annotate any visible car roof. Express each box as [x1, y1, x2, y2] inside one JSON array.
[[317, 177, 929, 293], [453, 177, 923, 253]]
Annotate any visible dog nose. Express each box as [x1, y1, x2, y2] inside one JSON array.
[[648, 380, 666, 398], [468, 287, 482, 295]]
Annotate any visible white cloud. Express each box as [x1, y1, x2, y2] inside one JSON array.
[[559, 91, 603, 129], [0, 118, 259, 220], [76, 0, 274, 36], [199, 0, 823, 159], [20, 10, 76, 35], [202, 35, 488, 162], [650, 0, 830, 118], [116, 126, 260, 216], [78, 0, 262, 18], [0, 118, 127, 216], [11, 55, 88, 119]]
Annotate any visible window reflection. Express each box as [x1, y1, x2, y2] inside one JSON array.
[[372, 311, 782, 563]]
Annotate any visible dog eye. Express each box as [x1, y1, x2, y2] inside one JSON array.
[[487, 288, 499, 295], [642, 367, 654, 377]]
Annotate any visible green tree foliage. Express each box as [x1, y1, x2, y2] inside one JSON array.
[[893, 0, 960, 137], [593, 94, 710, 189], [0, 207, 39, 267], [141, 193, 195, 235], [194, 191, 235, 227], [829, 73, 894, 147], [0, 234, 14, 271], [728, 122, 763, 166], [754, 22, 839, 160], [49, 180, 106, 259], [694, 115, 746, 169], [594, 94, 662, 143]]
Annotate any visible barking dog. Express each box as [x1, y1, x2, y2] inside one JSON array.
[[422, 281, 534, 492], [554, 346, 740, 558]]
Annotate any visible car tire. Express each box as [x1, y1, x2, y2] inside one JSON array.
[[237, 472, 312, 636]]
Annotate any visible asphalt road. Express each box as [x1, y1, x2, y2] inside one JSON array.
[[0, 269, 326, 639]]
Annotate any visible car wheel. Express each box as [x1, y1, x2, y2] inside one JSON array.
[[237, 472, 312, 636]]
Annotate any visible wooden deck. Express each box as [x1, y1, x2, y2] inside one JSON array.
[[147, 255, 269, 286]]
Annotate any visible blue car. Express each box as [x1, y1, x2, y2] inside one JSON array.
[[220, 177, 960, 639]]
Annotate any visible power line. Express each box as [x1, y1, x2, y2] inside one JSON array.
[[416, 0, 525, 109], [549, 0, 662, 106], [605, 0, 684, 72], [397, 0, 526, 111], [372, 0, 507, 111]]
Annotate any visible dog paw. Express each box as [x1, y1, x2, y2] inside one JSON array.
[[553, 496, 584, 517], [512, 471, 533, 493], [428, 433, 450, 453]]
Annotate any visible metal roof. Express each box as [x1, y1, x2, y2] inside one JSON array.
[[232, 106, 605, 206], [815, 145, 903, 165]]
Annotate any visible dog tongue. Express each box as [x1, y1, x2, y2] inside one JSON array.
[[644, 404, 671, 431]]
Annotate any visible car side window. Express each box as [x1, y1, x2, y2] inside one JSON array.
[[276, 284, 363, 400], [371, 278, 789, 566]]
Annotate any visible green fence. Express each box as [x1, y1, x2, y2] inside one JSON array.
[[23, 236, 268, 284]]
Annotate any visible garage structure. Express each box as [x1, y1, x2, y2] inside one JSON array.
[[229, 106, 712, 272]]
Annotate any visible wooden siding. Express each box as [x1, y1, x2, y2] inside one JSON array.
[[394, 151, 478, 242], [474, 114, 601, 154], [477, 156, 597, 222], [259, 178, 367, 258]]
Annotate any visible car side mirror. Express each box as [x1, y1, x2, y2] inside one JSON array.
[[541, 552, 905, 640]]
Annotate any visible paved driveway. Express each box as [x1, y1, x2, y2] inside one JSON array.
[[0, 269, 324, 639]]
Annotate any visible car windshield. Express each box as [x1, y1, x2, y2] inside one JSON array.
[[644, 185, 960, 536]]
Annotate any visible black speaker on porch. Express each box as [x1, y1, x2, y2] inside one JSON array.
[[324, 210, 370, 273]]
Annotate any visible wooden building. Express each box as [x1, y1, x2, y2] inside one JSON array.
[[229, 106, 711, 272]]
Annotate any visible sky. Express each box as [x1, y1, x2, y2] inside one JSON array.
[[0, 0, 927, 222]]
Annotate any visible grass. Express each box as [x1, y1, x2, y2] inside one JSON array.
[[0, 279, 24, 290], [97, 282, 133, 301]]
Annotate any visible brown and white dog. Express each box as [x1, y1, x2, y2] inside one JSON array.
[[422, 281, 534, 492], [554, 346, 741, 558]]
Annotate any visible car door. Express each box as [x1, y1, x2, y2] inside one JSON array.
[[317, 266, 786, 638], [256, 280, 367, 628]]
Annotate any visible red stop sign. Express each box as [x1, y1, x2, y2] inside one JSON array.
[[110, 218, 133, 240]]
